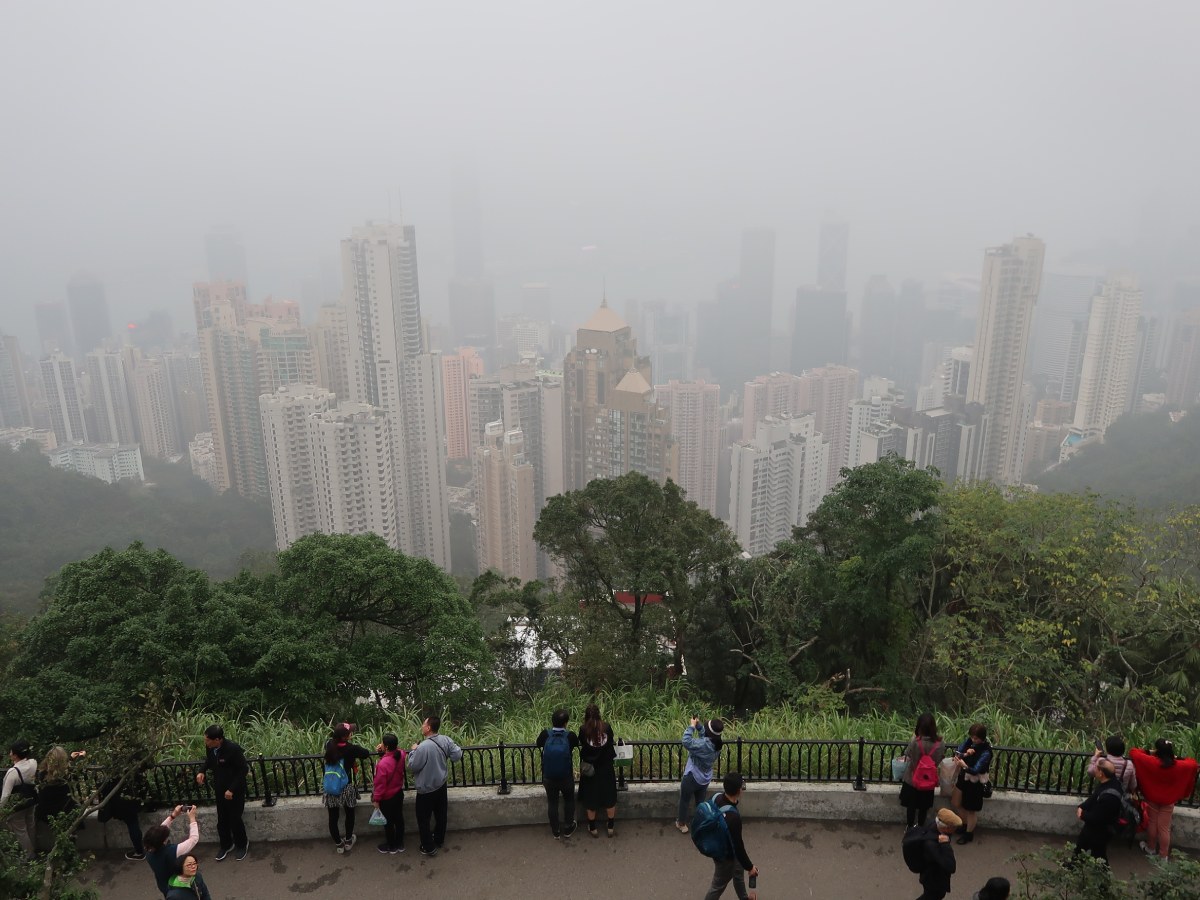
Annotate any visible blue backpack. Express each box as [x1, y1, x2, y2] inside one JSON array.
[[542, 729, 572, 780], [322, 757, 349, 795], [690, 798, 735, 860]]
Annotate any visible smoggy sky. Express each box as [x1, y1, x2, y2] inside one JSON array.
[[2, 0, 1198, 349]]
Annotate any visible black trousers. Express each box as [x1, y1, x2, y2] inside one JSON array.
[[415, 784, 448, 852], [327, 805, 356, 844], [1074, 825, 1111, 865], [542, 776, 575, 833], [379, 793, 405, 849], [215, 792, 247, 850]]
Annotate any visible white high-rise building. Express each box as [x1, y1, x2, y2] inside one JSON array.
[[474, 422, 538, 582], [260, 383, 399, 550], [1071, 275, 1143, 440], [655, 380, 721, 515], [85, 349, 138, 445], [132, 359, 179, 459], [966, 236, 1045, 485], [728, 415, 829, 557], [340, 221, 450, 568], [41, 354, 88, 445], [846, 389, 901, 470]]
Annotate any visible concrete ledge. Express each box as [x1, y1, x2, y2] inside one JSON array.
[[75, 783, 1199, 852]]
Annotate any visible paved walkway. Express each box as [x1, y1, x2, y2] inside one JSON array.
[[87, 819, 1155, 899]]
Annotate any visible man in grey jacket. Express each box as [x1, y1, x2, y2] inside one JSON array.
[[408, 716, 464, 857]]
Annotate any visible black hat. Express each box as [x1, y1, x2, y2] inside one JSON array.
[[707, 719, 725, 736]]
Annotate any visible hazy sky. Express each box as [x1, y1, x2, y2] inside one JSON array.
[[3, 0, 1199, 349]]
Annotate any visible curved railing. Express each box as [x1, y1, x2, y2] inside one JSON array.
[[13, 739, 1196, 809]]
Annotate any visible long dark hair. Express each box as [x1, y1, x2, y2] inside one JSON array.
[[381, 733, 402, 762], [915, 713, 939, 742], [1154, 738, 1177, 768], [580, 703, 607, 746]]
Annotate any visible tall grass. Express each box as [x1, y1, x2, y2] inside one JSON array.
[[162, 685, 1198, 761]]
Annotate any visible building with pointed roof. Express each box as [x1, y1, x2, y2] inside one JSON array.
[[563, 299, 675, 490]]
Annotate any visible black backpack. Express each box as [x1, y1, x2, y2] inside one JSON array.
[[1100, 785, 1141, 841], [901, 826, 934, 873]]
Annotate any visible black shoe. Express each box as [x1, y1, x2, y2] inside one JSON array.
[[378, 843, 392, 854], [419, 846, 438, 857], [215, 847, 232, 861], [562, 821, 578, 838], [235, 844, 249, 861], [956, 831, 975, 845], [124, 851, 146, 861]]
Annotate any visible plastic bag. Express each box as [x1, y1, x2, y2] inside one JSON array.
[[891, 757, 907, 781], [369, 808, 387, 827], [938, 758, 958, 796]]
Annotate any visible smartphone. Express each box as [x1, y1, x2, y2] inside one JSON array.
[[1094, 740, 1103, 751], [748, 874, 757, 889], [181, 805, 193, 812]]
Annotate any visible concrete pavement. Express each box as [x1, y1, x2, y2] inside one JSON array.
[[86, 818, 1157, 899]]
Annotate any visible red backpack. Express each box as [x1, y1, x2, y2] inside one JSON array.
[[912, 741, 940, 791]]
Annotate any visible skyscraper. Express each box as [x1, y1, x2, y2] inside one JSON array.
[[791, 286, 849, 373], [473, 422, 538, 582], [965, 236, 1046, 485], [34, 301, 73, 358], [817, 215, 849, 292], [655, 380, 721, 515], [206, 226, 249, 285], [41, 354, 88, 444], [799, 364, 860, 483], [563, 300, 674, 490], [1071, 275, 1142, 439], [85, 349, 138, 445], [1165, 307, 1200, 408], [339, 221, 450, 568], [0, 334, 32, 428], [728, 415, 829, 556], [131, 359, 178, 459], [442, 347, 485, 460], [695, 230, 775, 393], [1029, 271, 1103, 402], [66, 272, 112, 357]]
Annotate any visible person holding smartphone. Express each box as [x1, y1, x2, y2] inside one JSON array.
[[676, 715, 723, 833], [143, 804, 200, 898], [950, 723, 992, 844]]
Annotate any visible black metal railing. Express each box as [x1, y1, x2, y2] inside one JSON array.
[[10, 739, 1197, 809]]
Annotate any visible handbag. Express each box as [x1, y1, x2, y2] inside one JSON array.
[[614, 741, 633, 770], [981, 779, 994, 799], [891, 757, 907, 781], [368, 808, 387, 826]]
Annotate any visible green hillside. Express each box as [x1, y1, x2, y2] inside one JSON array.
[[0, 443, 274, 615], [1036, 407, 1200, 507]]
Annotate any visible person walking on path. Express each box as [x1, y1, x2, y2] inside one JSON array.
[[86, 748, 150, 860], [950, 723, 992, 844], [2, 738, 38, 859], [408, 715, 463, 857], [194, 725, 249, 861], [1073, 758, 1123, 865], [900, 713, 943, 830], [1130, 738, 1199, 859], [676, 715, 723, 833], [577, 703, 618, 838], [702, 771, 759, 900], [536, 708, 579, 838], [371, 733, 407, 854], [909, 807, 960, 900], [143, 804, 200, 898], [165, 853, 212, 900], [322, 723, 372, 854]]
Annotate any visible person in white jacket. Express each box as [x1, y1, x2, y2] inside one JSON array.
[[408, 716, 463, 857], [2, 738, 38, 858]]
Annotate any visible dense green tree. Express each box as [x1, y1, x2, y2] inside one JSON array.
[[533, 473, 741, 676], [271, 532, 497, 715]]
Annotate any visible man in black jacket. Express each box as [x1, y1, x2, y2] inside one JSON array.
[[1074, 758, 1122, 865], [195, 724, 250, 860], [912, 807, 960, 900], [703, 771, 759, 900]]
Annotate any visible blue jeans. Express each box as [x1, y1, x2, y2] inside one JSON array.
[[677, 771, 709, 825]]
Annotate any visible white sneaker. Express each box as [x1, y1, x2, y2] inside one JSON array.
[[344, 834, 357, 852], [335, 841, 346, 854]]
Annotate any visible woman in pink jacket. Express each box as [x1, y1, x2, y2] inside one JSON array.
[[1129, 738, 1199, 859], [372, 733, 407, 854]]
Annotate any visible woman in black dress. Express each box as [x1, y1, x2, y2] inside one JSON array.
[[577, 703, 617, 837], [951, 722, 993, 844]]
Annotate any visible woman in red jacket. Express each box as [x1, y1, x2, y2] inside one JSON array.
[[1129, 738, 1199, 859], [372, 733, 407, 854]]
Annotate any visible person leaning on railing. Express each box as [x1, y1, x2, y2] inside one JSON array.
[[1129, 738, 1200, 860]]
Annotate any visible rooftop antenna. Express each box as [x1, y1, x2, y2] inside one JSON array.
[[602, 276, 608, 308]]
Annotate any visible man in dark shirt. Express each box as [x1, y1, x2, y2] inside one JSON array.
[[194, 724, 250, 860], [1074, 758, 1123, 865], [703, 771, 759, 900], [913, 807, 960, 900], [535, 708, 580, 838]]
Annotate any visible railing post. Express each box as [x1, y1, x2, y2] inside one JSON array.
[[497, 741, 511, 795], [736, 736, 743, 775], [258, 754, 276, 807], [616, 741, 628, 792], [853, 737, 866, 791]]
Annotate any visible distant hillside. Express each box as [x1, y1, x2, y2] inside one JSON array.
[[1036, 408, 1200, 508], [0, 444, 274, 615]]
